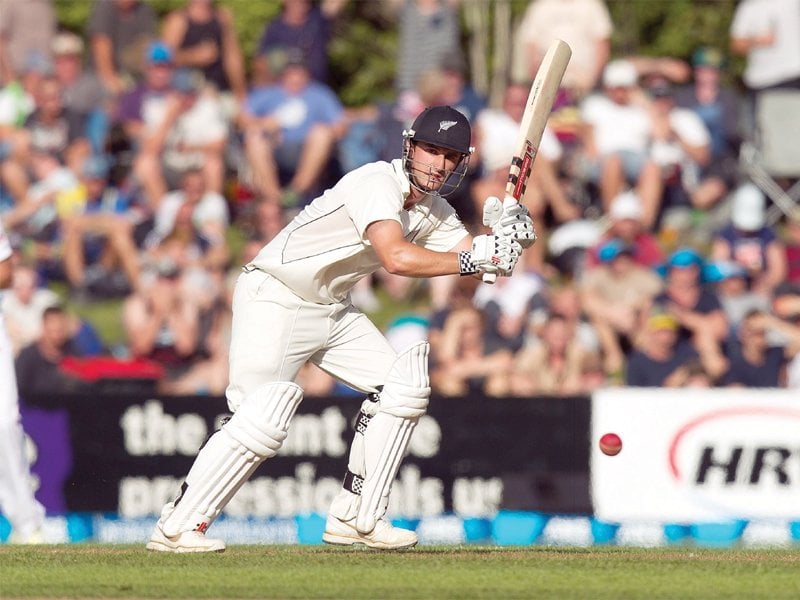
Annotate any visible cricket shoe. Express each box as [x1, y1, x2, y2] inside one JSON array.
[[322, 515, 417, 550], [145, 524, 226, 553]]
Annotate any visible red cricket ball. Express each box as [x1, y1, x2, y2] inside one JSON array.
[[599, 433, 622, 456]]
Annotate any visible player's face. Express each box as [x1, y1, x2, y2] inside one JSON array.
[[407, 142, 464, 193]]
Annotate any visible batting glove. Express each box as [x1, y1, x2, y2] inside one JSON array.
[[482, 196, 538, 249], [466, 234, 522, 277]]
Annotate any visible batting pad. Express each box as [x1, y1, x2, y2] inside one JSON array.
[[161, 382, 302, 536], [0, 422, 45, 539], [356, 342, 430, 533]]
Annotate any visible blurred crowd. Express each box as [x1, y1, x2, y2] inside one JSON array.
[[2, 0, 800, 397]]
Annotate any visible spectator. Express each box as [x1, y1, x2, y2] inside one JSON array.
[[472, 81, 579, 233], [239, 199, 286, 263], [121, 257, 202, 380], [144, 167, 229, 268], [625, 308, 726, 387], [390, 0, 462, 98], [645, 77, 712, 225], [0, 215, 46, 544], [60, 155, 142, 298], [673, 48, 742, 211], [710, 183, 787, 297], [255, 0, 346, 85], [430, 306, 512, 397], [721, 309, 791, 387], [51, 32, 110, 155], [730, 0, 800, 135], [580, 238, 663, 349], [512, 0, 613, 96], [1, 263, 60, 355], [161, 0, 247, 102], [140, 68, 229, 200], [0, 0, 56, 85], [651, 247, 729, 349], [585, 190, 665, 269], [87, 0, 157, 95], [704, 260, 769, 335], [769, 283, 800, 387], [242, 49, 346, 207], [14, 305, 92, 394], [579, 59, 662, 227], [511, 312, 598, 396]]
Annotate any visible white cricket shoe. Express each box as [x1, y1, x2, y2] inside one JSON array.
[[145, 524, 226, 553], [322, 515, 417, 550]]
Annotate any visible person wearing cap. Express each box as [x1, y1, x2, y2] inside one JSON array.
[[585, 190, 665, 269], [145, 105, 533, 554], [710, 183, 787, 297], [242, 47, 346, 207], [579, 59, 663, 227], [673, 47, 742, 211], [626, 305, 727, 387]]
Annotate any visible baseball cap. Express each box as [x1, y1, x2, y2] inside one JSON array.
[[692, 47, 725, 70], [52, 32, 84, 57], [603, 59, 638, 88], [703, 260, 747, 282], [404, 106, 472, 155], [648, 311, 678, 331], [731, 183, 765, 231], [598, 238, 635, 262], [147, 41, 173, 65], [609, 191, 644, 220]]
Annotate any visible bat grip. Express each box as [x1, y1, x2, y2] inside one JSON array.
[[482, 272, 497, 284]]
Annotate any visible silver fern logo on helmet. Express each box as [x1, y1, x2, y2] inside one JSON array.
[[438, 120, 457, 132]]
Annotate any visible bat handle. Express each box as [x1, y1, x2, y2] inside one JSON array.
[[482, 271, 497, 284]]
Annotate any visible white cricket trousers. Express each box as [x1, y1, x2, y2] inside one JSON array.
[[225, 269, 399, 411], [0, 315, 45, 539]]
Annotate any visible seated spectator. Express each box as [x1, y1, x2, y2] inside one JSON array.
[[242, 48, 346, 207], [51, 32, 110, 155], [511, 312, 599, 396], [430, 306, 513, 397], [161, 0, 247, 101], [580, 238, 663, 350], [14, 305, 94, 395], [673, 47, 742, 211], [644, 76, 712, 224], [578, 59, 662, 227], [704, 260, 769, 336], [710, 183, 787, 297], [122, 257, 202, 380], [768, 283, 800, 388], [61, 155, 142, 298], [585, 190, 665, 269], [651, 247, 729, 349], [625, 308, 726, 387], [0, 0, 56, 85], [1, 263, 60, 355], [134, 67, 229, 204], [87, 0, 157, 95], [783, 207, 800, 285], [239, 199, 287, 263], [720, 309, 794, 387], [144, 167, 229, 271]]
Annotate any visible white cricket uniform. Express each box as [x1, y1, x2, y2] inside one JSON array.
[[226, 159, 467, 410], [0, 220, 46, 540]]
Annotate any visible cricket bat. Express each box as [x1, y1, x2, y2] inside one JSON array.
[[483, 39, 572, 283]]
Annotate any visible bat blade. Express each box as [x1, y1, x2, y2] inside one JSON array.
[[505, 39, 572, 203], [483, 39, 571, 283]]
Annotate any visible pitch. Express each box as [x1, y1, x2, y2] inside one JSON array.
[[2, 544, 799, 599]]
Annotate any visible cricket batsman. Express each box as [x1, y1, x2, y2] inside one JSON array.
[[146, 105, 536, 552]]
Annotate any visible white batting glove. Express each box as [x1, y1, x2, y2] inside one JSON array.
[[482, 196, 538, 249], [467, 234, 522, 277]]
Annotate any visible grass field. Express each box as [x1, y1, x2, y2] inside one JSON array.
[[2, 545, 799, 599]]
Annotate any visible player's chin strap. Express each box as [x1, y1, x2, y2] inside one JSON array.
[[329, 342, 430, 534], [160, 381, 303, 537]]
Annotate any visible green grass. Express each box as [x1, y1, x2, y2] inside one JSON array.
[[2, 545, 799, 599]]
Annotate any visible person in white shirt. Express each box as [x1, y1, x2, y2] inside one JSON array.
[[0, 219, 46, 543], [145, 105, 535, 553]]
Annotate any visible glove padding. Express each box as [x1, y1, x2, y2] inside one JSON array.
[[483, 196, 537, 249], [471, 234, 522, 277]]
